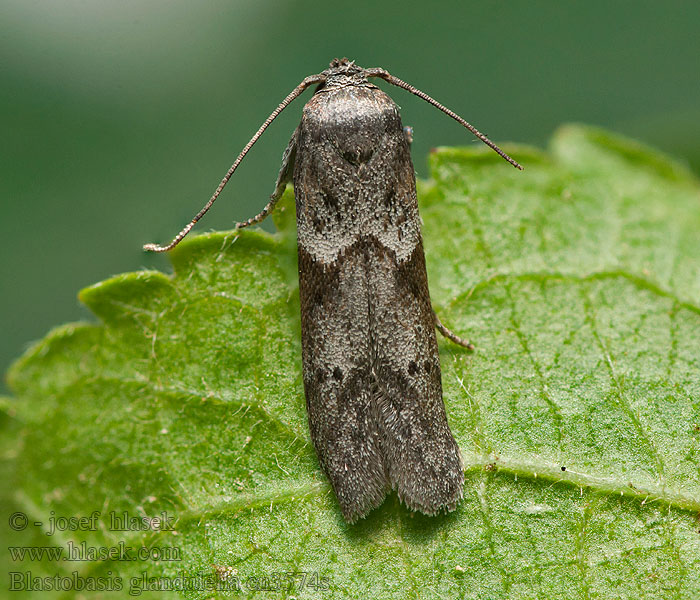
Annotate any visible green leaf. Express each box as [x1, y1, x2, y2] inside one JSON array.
[[5, 124, 700, 599]]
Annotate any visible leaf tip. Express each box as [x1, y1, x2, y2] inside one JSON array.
[[551, 123, 697, 183], [79, 270, 175, 324]]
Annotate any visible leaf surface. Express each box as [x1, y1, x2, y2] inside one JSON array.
[[5, 125, 700, 599]]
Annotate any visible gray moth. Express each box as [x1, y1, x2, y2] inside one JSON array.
[[145, 58, 521, 523]]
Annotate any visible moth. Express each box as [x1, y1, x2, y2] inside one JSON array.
[[145, 58, 522, 522]]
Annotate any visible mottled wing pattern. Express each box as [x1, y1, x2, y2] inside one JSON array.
[[368, 236, 464, 516], [292, 84, 463, 521]]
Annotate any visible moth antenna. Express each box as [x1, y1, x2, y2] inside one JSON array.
[[366, 68, 523, 171], [144, 73, 325, 252]]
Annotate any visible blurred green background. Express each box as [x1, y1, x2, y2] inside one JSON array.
[[2, 1, 700, 392]]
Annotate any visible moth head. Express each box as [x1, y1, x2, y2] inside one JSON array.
[[322, 58, 367, 89], [329, 57, 355, 69]]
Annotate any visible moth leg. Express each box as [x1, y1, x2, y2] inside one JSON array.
[[234, 188, 284, 230], [434, 311, 474, 350], [235, 127, 299, 230]]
